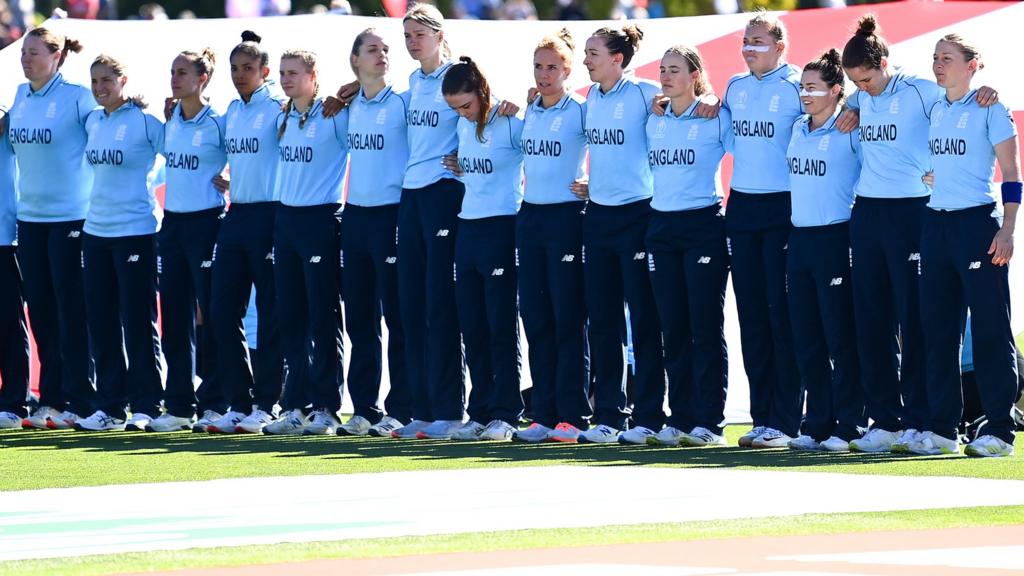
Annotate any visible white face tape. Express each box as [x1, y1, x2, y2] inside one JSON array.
[[800, 88, 829, 97], [743, 44, 771, 53]]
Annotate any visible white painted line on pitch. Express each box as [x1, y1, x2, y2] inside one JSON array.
[[3, 466, 1024, 561], [390, 566, 735, 576], [774, 545, 1024, 570]]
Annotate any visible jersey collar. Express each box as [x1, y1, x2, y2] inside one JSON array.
[[175, 102, 212, 124], [802, 107, 841, 135], [754, 64, 789, 83], [358, 84, 394, 104], [28, 72, 62, 98], [418, 61, 453, 81], [529, 91, 572, 113]]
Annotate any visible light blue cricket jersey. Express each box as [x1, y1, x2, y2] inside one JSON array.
[[163, 103, 227, 213], [404, 62, 459, 189], [83, 102, 164, 237], [0, 107, 16, 246], [275, 99, 350, 207], [723, 63, 802, 194], [787, 109, 862, 227], [647, 100, 733, 212], [585, 76, 660, 206], [225, 82, 286, 204], [928, 92, 1017, 211], [347, 85, 410, 207], [847, 69, 943, 199], [521, 93, 587, 205], [457, 104, 524, 219], [8, 73, 97, 222]]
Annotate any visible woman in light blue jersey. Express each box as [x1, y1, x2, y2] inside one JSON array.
[[909, 35, 1019, 458], [262, 50, 349, 437], [578, 24, 665, 445], [840, 16, 998, 454], [147, 48, 228, 433], [512, 29, 591, 445], [784, 50, 865, 453], [645, 45, 732, 450], [206, 32, 288, 436], [722, 12, 803, 450], [392, 3, 467, 440], [0, 107, 30, 430], [9, 28, 96, 430], [337, 28, 410, 438], [439, 57, 525, 442], [73, 55, 164, 432]]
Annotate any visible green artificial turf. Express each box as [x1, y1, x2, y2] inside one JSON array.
[[3, 505, 1023, 576], [1, 424, 1021, 492]]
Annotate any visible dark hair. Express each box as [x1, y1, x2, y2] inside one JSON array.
[[663, 45, 711, 97], [91, 54, 148, 108], [441, 56, 491, 142], [590, 24, 643, 68], [804, 48, 845, 101], [178, 47, 217, 91], [841, 14, 888, 70], [277, 50, 319, 141], [26, 27, 83, 69], [230, 30, 269, 69]]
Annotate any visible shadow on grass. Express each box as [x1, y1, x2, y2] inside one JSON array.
[[0, 428, 955, 471]]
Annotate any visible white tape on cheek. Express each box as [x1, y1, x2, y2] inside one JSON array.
[[800, 89, 829, 97], [743, 44, 771, 53]]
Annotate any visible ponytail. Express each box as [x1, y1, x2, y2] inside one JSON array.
[[804, 48, 846, 102], [841, 14, 889, 70], [591, 24, 643, 69], [26, 27, 83, 69]]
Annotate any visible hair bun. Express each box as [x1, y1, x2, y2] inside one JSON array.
[[556, 27, 575, 52], [459, 55, 473, 64], [622, 24, 644, 48], [855, 14, 878, 37], [822, 48, 841, 66], [201, 47, 217, 65], [241, 30, 262, 44], [64, 37, 84, 53]]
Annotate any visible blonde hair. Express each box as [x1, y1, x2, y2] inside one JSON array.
[[747, 8, 787, 43], [178, 48, 217, 91], [91, 54, 148, 108], [535, 28, 575, 69], [663, 45, 711, 96], [404, 3, 450, 60], [939, 33, 984, 71], [277, 50, 319, 141]]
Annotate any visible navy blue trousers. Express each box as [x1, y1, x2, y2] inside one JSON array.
[[850, 196, 928, 432], [456, 216, 522, 425], [725, 191, 801, 437], [17, 219, 94, 415], [274, 204, 343, 413], [83, 233, 163, 419], [517, 201, 590, 429], [0, 247, 29, 416], [787, 224, 865, 442], [340, 203, 409, 423], [158, 208, 224, 417], [583, 199, 665, 431], [210, 201, 283, 414], [921, 205, 1018, 444], [397, 178, 466, 421], [647, 204, 729, 435]]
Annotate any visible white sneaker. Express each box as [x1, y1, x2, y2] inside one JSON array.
[[451, 420, 486, 441], [337, 415, 373, 437], [752, 428, 792, 448], [191, 410, 222, 433], [618, 426, 657, 445], [237, 409, 275, 434], [125, 413, 153, 431], [417, 419, 467, 440], [263, 409, 308, 435], [207, 411, 247, 434], [512, 423, 552, 443], [820, 436, 850, 452], [890, 428, 921, 454], [145, 413, 194, 432], [302, 409, 340, 435], [49, 410, 80, 430], [681, 426, 728, 447], [849, 428, 900, 453], [906, 431, 961, 456], [738, 425, 767, 447], [0, 411, 22, 429], [579, 424, 621, 444], [368, 416, 405, 437], [479, 419, 516, 441], [965, 435, 1015, 458], [788, 434, 821, 451], [650, 426, 684, 446], [548, 422, 582, 443], [23, 406, 60, 429], [74, 410, 125, 431], [391, 419, 431, 439]]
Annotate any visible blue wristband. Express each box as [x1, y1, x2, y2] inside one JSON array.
[[1002, 181, 1023, 204]]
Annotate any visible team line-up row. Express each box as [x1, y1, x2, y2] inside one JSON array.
[[0, 4, 1019, 458]]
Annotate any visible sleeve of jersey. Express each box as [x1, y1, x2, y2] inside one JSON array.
[[850, 128, 863, 161], [637, 81, 661, 114], [214, 114, 228, 146], [145, 114, 165, 157], [77, 87, 99, 125], [509, 115, 525, 152], [719, 107, 734, 153], [333, 108, 350, 149], [987, 103, 1018, 147], [722, 75, 744, 113], [845, 90, 862, 112]]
